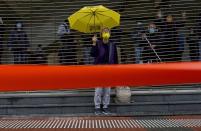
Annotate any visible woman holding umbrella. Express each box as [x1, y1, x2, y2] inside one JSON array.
[[68, 5, 120, 115], [91, 27, 118, 115]]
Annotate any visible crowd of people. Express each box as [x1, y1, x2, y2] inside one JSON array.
[[133, 10, 201, 64], [55, 9, 201, 115], [0, 2, 200, 116], [0, 10, 200, 65], [56, 11, 201, 66], [0, 19, 47, 64]]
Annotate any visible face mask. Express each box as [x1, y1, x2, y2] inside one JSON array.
[[102, 32, 110, 40], [137, 22, 142, 25], [149, 28, 155, 33], [16, 23, 22, 31], [158, 13, 162, 18]]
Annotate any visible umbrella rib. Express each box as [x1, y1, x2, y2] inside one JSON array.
[[93, 14, 95, 32], [70, 13, 91, 25], [96, 12, 119, 24], [95, 14, 104, 28], [86, 14, 94, 33], [74, 13, 92, 20], [96, 12, 117, 19], [88, 8, 98, 32]]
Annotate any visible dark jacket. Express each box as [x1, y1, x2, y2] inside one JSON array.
[[187, 32, 199, 61], [0, 24, 5, 50], [154, 18, 166, 32], [162, 22, 180, 61], [141, 31, 163, 62], [58, 34, 77, 65], [8, 29, 29, 51], [196, 13, 201, 39], [111, 27, 123, 45], [90, 40, 118, 64]]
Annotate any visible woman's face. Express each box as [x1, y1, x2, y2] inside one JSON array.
[[101, 27, 111, 41], [166, 15, 173, 23], [149, 23, 156, 29], [102, 28, 110, 34], [148, 23, 157, 33], [157, 10, 162, 18]]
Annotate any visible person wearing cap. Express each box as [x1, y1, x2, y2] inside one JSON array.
[[57, 19, 77, 65], [90, 27, 118, 115], [57, 19, 70, 38]]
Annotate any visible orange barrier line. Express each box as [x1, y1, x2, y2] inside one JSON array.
[[0, 62, 200, 91]]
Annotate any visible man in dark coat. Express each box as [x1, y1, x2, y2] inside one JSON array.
[[0, 17, 5, 64], [8, 22, 29, 64], [141, 23, 163, 63], [58, 32, 77, 65], [162, 15, 181, 62], [187, 28, 200, 61]]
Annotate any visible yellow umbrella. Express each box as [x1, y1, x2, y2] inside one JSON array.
[[68, 5, 120, 33]]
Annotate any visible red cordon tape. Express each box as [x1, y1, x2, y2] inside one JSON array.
[[0, 62, 200, 91]]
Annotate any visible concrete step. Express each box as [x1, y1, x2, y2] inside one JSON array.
[[0, 89, 201, 105], [0, 101, 200, 116], [0, 89, 201, 116]]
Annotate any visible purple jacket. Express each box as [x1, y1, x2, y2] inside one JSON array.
[[90, 40, 118, 64]]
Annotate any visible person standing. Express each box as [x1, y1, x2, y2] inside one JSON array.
[[91, 27, 118, 115], [162, 15, 180, 62], [57, 20, 77, 65], [142, 23, 162, 63], [8, 22, 29, 64], [0, 17, 5, 64], [57, 19, 70, 38], [187, 28, 200, 61]]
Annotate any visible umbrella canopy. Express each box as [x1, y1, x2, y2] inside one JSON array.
[[68, 5, 120, 33]]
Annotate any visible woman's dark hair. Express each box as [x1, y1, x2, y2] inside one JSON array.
[[64, 19, 69, 24]]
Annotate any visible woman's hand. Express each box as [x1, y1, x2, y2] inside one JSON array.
[[92, 35, 97, 46]]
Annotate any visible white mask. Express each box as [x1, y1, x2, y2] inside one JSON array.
[[157, 11, 162, 18], [16, 23, 22, 31], [137, 22, 142, 25]]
